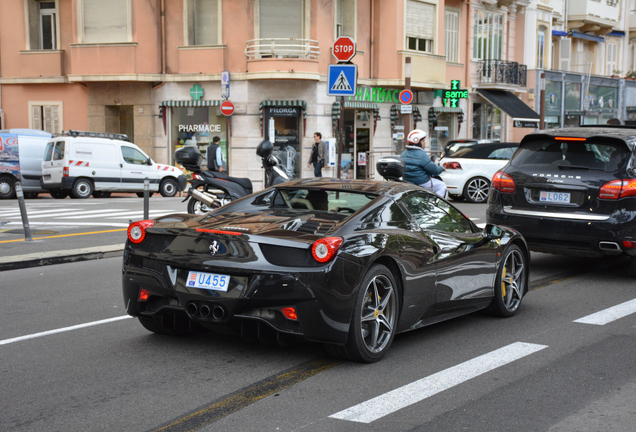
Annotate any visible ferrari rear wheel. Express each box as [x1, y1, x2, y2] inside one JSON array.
[[328, 264, 398, 363], [488, 245, 526, 317]]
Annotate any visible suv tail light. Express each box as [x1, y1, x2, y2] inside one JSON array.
[[63, 167, 69, 177], [492, 171, 516, 193], [127, 220, 155, 244], [311, 237, 343, 263], [443, 161, 462, 170], [599, 179, 636, 200]]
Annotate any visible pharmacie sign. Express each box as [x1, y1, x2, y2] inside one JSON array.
[[178, 124, 223, 132], [348, 86, 408, 104]]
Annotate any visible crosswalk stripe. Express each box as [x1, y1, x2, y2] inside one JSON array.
[[56, 209, 172, 219], [573, 298, 636, 325], [329, 342, 548, 424], [107, 212, 178, 219], [0, 208, 80, 217]]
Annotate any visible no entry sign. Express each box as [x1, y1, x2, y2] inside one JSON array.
[[220, 100, 235, 116], [332, 36, 356, 62]]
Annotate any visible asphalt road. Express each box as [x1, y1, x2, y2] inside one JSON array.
[[1, 200, 636, 431]]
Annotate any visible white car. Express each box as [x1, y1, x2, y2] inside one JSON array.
[[439, 142, 519, 203]]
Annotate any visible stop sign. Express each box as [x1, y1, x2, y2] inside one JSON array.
[[332, 36, 356, 62], [220, 100, 235, 116]]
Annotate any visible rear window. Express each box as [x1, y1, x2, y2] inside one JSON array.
[[273, 189, 377, 213], [510, 138, 630, 172], [53, 141, 65, 161], [451, 144, 518, 160], [43, 142, 54, 161]]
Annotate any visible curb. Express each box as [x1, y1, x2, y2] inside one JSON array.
[[0, 244, 125, 271]]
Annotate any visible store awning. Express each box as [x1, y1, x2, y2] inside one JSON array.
[[431, 106, 463, 113], [570, 31, 605, 43], [607, 31, 625, 37], [476, 89, 539, 126], [332, 101, 382, 136], [160, 100, 223, 107], [552, 30, 568, 37], [259, 100, 307, 135]]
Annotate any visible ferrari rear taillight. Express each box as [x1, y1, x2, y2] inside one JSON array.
[[138, 288, 150, 301], [127, 220, 155, 244], [599, 179, 636, 200], [281, 307, 298, 320], [311, 237, 343, 263], [492, 171, 516, 193], [63, 167, 69, 177], [443, 161, 462, 170], [623, 241, 636, 249]]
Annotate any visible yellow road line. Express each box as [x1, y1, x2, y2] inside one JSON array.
[[0, 229, 127, 244]]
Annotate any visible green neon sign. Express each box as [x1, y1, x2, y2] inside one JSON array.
[[190, 84, 204, 101], [349, 86, 404, 104], [442, 80, 468, 108]]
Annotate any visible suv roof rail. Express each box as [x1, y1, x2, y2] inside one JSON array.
[[53, 130, 132, 142]]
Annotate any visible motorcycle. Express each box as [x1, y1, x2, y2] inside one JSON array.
[[174, 140, 289, 214]]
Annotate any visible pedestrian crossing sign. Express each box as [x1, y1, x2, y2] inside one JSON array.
[[327, 64, 357, 96]]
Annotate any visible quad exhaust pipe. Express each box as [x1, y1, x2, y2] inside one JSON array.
[[185, 302, 226, 320]]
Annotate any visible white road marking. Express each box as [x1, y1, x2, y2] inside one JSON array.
[[0, 208, 82, 217], [108, 212, 177, 219], [5, 221, 130, 227], [573, 298, 636, 325], [61, 210, 175, 219], [329, 342, 548, 424], [0, 316, 133, 346]]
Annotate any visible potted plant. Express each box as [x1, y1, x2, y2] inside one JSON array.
[[611, 70, 622, 78]]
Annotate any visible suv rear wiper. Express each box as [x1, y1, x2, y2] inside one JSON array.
[[557, 164, 603, 171]]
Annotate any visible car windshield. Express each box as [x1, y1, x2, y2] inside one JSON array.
[[509, 139, 630, 172], [272, 189, 378, 212]]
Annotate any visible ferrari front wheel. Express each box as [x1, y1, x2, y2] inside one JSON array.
[[327, 264, 398, 363], [488, 245, 526, 317]]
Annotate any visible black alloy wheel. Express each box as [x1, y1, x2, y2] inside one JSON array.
[[160, 178, 178, 197], [50, 191, 69, 199], [488, 245, 526, 317], [71, 179, 94, 199], [463, 177, 490, 203], [326, 264, 399, 363], [0, 176, 16, 199]]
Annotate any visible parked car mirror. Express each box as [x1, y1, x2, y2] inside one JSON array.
[[485, 224, 504, 240]]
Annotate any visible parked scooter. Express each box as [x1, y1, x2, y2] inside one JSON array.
[[174, 140, 289, 214]]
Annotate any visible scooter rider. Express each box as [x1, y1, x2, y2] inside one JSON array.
[[401, 129, 447, 198]]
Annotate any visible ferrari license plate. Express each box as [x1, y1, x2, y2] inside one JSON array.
[[540, 191, 571, 203], [186, 271, 230, 292]]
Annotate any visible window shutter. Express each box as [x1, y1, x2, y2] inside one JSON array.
[[51, 105, 60, 133], [406, 1, 435, 40], [32, 105, 42, 130], [83, 0, 128, 43], [559, 38, 571, 72], [444, 10, 459, 63], [194, 0, 218, 45], [260, 0, 303, 39], [43, 106, 54, 133]]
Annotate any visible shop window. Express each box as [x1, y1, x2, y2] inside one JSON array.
[[26, 0, 59, 50], [171, 107, 228, 168], [444, 9, 459, 63], [406, 1, 436, 54], [537, 27, 546, 69], [78, 0, 131, 43], [473, 10, 503, 60], [29, 102, 62, 134], [335, 0, 356, 38], [472, 103, 501, 141], [185, 0, 221, 45], [263, 107, 301, 179]]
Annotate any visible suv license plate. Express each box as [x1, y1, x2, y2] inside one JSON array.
[[186, 271, 230, 292], [540, 191, 571, 203]]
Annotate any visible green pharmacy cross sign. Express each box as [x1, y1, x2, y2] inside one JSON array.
[[190, 84, 204, 101], [443, 80, 468, 108]]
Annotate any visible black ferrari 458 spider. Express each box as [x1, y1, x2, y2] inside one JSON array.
[[123, 178, 529, 362]]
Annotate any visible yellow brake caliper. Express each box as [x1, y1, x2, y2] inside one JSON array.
[[501, 267, 507, 298]]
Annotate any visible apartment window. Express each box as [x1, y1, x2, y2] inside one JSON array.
[[473, 10, 504, 60], [537, 27, 546, 69], [259, 0, 304, 39], [606, 42, 618, 75], [29, 102, 62, 134], [445, 9, 459, 63], [631, 42, 636, 72], [335, 0, 356, 38], [186, 0, 221, 45], [26, 0, 59, 50], [406, 1, 436, 54], [79, 0, 131, 43]]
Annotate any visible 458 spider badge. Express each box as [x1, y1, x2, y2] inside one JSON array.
[[209, 240, 220, 255]]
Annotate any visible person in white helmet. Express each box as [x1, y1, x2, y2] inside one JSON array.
[[401, 129, 447, 198]]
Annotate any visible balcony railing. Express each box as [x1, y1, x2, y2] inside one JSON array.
[[245, 38, 320, 60], [477, 60, 527, 86]]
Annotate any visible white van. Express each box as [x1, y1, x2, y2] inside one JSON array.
[[0, 128, 53, 199], [41, 131, 186, 199]]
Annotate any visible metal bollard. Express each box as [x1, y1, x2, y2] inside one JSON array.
[[143, 177, 149, 220], [15, 182, 33, 241]]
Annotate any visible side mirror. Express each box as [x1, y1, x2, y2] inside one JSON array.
[[147, 158, 153, 166], [485, 224, 504, 240]]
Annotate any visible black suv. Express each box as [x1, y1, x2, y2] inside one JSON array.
[[486, 127, 636, 273]]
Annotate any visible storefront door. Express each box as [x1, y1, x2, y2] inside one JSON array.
[[355, 110, 372, 179], [264, 107, 301, 180], [431, 113, 453, 154]]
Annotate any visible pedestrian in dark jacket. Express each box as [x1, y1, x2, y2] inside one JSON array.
[[401, 129, 447, 198], [206, 136, 224, 172], [307, 132, 327, 177]]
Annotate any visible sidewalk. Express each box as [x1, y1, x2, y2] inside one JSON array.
[[0, 227, 127, 271]]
